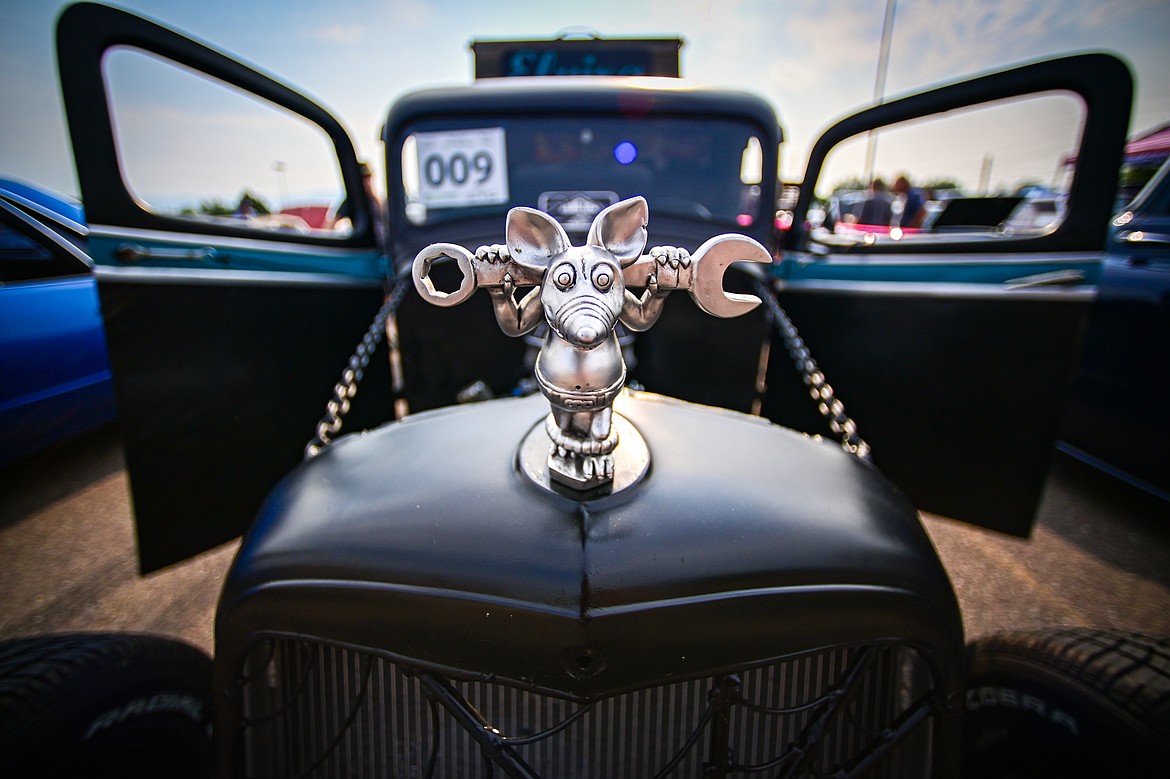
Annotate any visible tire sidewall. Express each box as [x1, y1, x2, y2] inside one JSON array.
[[964, 642, 1163, 777], [0, 635, 213, 779]]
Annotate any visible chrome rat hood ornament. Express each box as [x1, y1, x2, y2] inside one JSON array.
[[413, 196, 770, 493]]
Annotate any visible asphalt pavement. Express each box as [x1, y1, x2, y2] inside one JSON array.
[[1, 422, 1169, 656]]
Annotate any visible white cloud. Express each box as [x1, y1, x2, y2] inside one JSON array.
[[305, 23, 367, 45]]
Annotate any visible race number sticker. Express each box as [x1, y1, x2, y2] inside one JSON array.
[[415, 128, 508, 208]]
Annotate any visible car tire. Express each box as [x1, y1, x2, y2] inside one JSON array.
[[0, 632, 214, 779], [963, 627, 1170, 778]]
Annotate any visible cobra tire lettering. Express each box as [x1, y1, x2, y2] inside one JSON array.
[[966, 685, 1079, 735], [83, 692, 204, 740]]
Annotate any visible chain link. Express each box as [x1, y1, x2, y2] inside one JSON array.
[[753, 280, 872, 462], [304, 278, 412, 459]]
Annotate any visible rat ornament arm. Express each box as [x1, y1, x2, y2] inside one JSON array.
[[619, 245, 691, 332], [477, 244, 544, 336]]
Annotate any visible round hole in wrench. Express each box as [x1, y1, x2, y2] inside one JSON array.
[[411, 242, 476, 307]]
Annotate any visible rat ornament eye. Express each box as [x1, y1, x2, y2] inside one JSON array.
[[592, 266, 613, 292], [552, 264, 576, 291]]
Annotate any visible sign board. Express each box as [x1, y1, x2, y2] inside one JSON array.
[[471, 36, 683, 79], [413, 128, 509, 208]]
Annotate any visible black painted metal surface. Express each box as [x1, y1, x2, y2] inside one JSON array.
[[215, 392, 964, 773]]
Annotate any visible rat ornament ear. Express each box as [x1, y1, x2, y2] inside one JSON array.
[[587, 196, 648, 266], [506, 207, 571, 273]]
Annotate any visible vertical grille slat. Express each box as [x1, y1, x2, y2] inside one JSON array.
[[239, 640, 939, 778]]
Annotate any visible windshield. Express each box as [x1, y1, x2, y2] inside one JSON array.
[[396, 114, 768, 232]]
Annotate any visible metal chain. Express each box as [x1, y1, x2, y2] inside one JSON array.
[[753, 280, 872, 462], [304, 277, 412, 459]]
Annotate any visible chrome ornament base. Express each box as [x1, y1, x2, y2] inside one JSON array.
[[519, 412, 649, 497]]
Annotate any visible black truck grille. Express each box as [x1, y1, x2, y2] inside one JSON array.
[[237, 639, 939, 778]]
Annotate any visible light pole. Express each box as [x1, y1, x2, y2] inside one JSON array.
[[863, 0, 898, 185], [272, 160, 289, 210]]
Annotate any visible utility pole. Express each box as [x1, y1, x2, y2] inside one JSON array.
[[863, 0, 898, 184], [272, 160, 289, 210], [979, 153, 994, 195]]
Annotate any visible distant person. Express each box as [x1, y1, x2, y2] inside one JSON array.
[[234, 194, 259, 219], [893, 175, 926, 228], [821, 199, 837, 232], [333, 162, 385, 250], [858, 178, 892, 227]]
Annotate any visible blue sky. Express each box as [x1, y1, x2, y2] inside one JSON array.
[[2, 0, 1168, 202]]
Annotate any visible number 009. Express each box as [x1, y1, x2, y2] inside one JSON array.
[[423, 152, 493, 187]]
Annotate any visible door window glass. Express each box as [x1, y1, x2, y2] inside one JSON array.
[[0, 218, 83, 283], [104, 48, 349, 237], [810, 92, 1084, 245]]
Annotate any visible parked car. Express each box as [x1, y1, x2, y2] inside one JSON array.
[[0, 178, 115, 468], [1058, 156, 1170, 500], [2, 4, 1167, 778], [1002, 187, 1066, 233]]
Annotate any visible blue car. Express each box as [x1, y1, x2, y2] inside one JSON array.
[[1058, 158, 1170, 500], [0, 178, 116, 467]]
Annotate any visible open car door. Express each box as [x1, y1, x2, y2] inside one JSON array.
[[766, 53, 1132, 535], [58, 3, 389, 571]]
